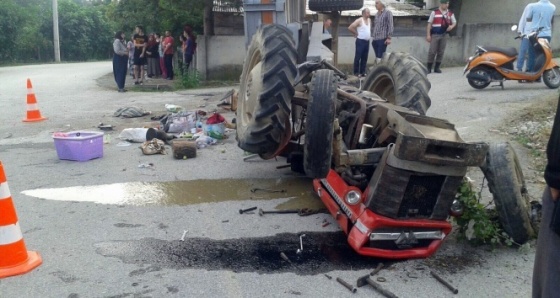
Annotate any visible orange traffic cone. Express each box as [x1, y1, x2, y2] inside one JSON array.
[[22, 78, 47, 122], [0, 161, 42, 278]]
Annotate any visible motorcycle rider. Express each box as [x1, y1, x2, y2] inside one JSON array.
[[426, 0, 456, 74], [526, 0, 556, 82], [517, 2, 536, 74]]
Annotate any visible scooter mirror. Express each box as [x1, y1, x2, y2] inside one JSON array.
[[511, 25, 518, 31]]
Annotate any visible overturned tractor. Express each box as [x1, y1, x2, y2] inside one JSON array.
[[236, 23, 535, 259]]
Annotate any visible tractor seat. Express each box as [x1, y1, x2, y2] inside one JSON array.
[[481, 46, 518, 57]]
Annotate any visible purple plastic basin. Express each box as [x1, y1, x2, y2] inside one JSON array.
[[52, 131, 104, 161]]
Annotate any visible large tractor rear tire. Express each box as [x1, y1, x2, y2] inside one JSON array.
[[236, 24, 298, 159], [480, 142, 535, 244], [362, 52, 431, 115], [308, 0, 364, 11], [304, 69, 337, 179]]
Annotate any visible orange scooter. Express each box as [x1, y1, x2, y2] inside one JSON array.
[[464, 25, 560, 89]]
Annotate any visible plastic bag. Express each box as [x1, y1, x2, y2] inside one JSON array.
[[165, 111, 195, 133], [165, 104, 184, 113], [119, 128, 156, 143], [195, 135, 217, 149], [205, 122, 225, 140]]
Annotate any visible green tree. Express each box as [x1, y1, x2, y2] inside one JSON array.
[[0, 0, 35, 62], [41, 0, 112, 61], [0, 0, 208, 63]]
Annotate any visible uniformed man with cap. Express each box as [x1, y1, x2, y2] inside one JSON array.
[[426, 0, 456, 73]]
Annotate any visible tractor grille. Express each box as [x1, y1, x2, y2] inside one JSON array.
[[397, 175, 445, 218], [365, 160, 464, 220]]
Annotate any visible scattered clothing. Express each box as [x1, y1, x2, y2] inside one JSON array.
[[114, 107, 150, 118]]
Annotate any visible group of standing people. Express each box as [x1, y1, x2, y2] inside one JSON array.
[[349, 0, 456, 77], [348, 0, 393, 77], [126, 26, 176, 85], [112, 25, 197, 92]]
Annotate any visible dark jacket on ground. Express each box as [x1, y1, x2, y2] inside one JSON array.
[[545, 96, 560, 189]]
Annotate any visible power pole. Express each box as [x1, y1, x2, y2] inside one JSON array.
[[53, 0, 61, 62]]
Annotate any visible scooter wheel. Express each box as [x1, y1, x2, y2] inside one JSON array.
[[543, 67, 560, 89]]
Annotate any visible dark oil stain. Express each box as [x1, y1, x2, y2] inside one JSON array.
[[421, 251, 483, 274], [166, 286, 179, 294], [50, 271, 78, 283], [67, 294, 79, 298], [105, 289, 154, 298], [128, 266, 162, 277], [24, 227, 43, 234], [114, 223, 144, 228], [158, 223, 169, 230], [22, 178, 317, 207], [95, 232, 387, 275]]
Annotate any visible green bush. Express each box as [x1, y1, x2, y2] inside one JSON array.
[[180, 70, 200, 89], [453, 178, 516, 247]]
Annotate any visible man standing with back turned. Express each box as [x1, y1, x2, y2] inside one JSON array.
[[426, 0, 456, 74], [526, 0, 556, 82]]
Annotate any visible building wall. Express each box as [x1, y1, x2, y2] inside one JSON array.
[[214, 13, 245, 36], [197, 16, 560, 80], [457, 0, 560, 35], [196, 35, 246, 81]]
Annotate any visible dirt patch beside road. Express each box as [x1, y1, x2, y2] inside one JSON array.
[[501, 93, 558, 182]]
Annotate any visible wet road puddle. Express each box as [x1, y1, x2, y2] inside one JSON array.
[[95, 232, 385, 275], [21, 178, 325, 209]]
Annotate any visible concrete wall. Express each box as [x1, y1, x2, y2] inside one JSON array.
[[457, 0, 560, 35], [196, 35, 246, 81], [197, 17, 560, 80]]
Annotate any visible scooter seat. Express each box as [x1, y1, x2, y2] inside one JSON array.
[[481, 46, 518, 57]]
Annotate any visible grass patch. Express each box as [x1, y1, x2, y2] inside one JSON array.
[[503, 93, 558, 173]]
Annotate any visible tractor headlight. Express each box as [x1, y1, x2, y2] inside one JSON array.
[[449, 199, 464, 217], [345, 190, 361, 205]]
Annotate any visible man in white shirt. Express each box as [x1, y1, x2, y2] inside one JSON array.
[[348, 8, 371, 77]]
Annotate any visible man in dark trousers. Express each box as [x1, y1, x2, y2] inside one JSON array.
[[426, 0, 456, 73], [371, 0, 393, 63], [348, 8, 371, 77], [533, 95, 560, 298]]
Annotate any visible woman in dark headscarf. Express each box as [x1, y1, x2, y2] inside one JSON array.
[[146, 34, 161, 78], [113, 31, 129, 92]]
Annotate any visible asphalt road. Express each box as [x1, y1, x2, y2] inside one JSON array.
[[0, 61, 557, 298]]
